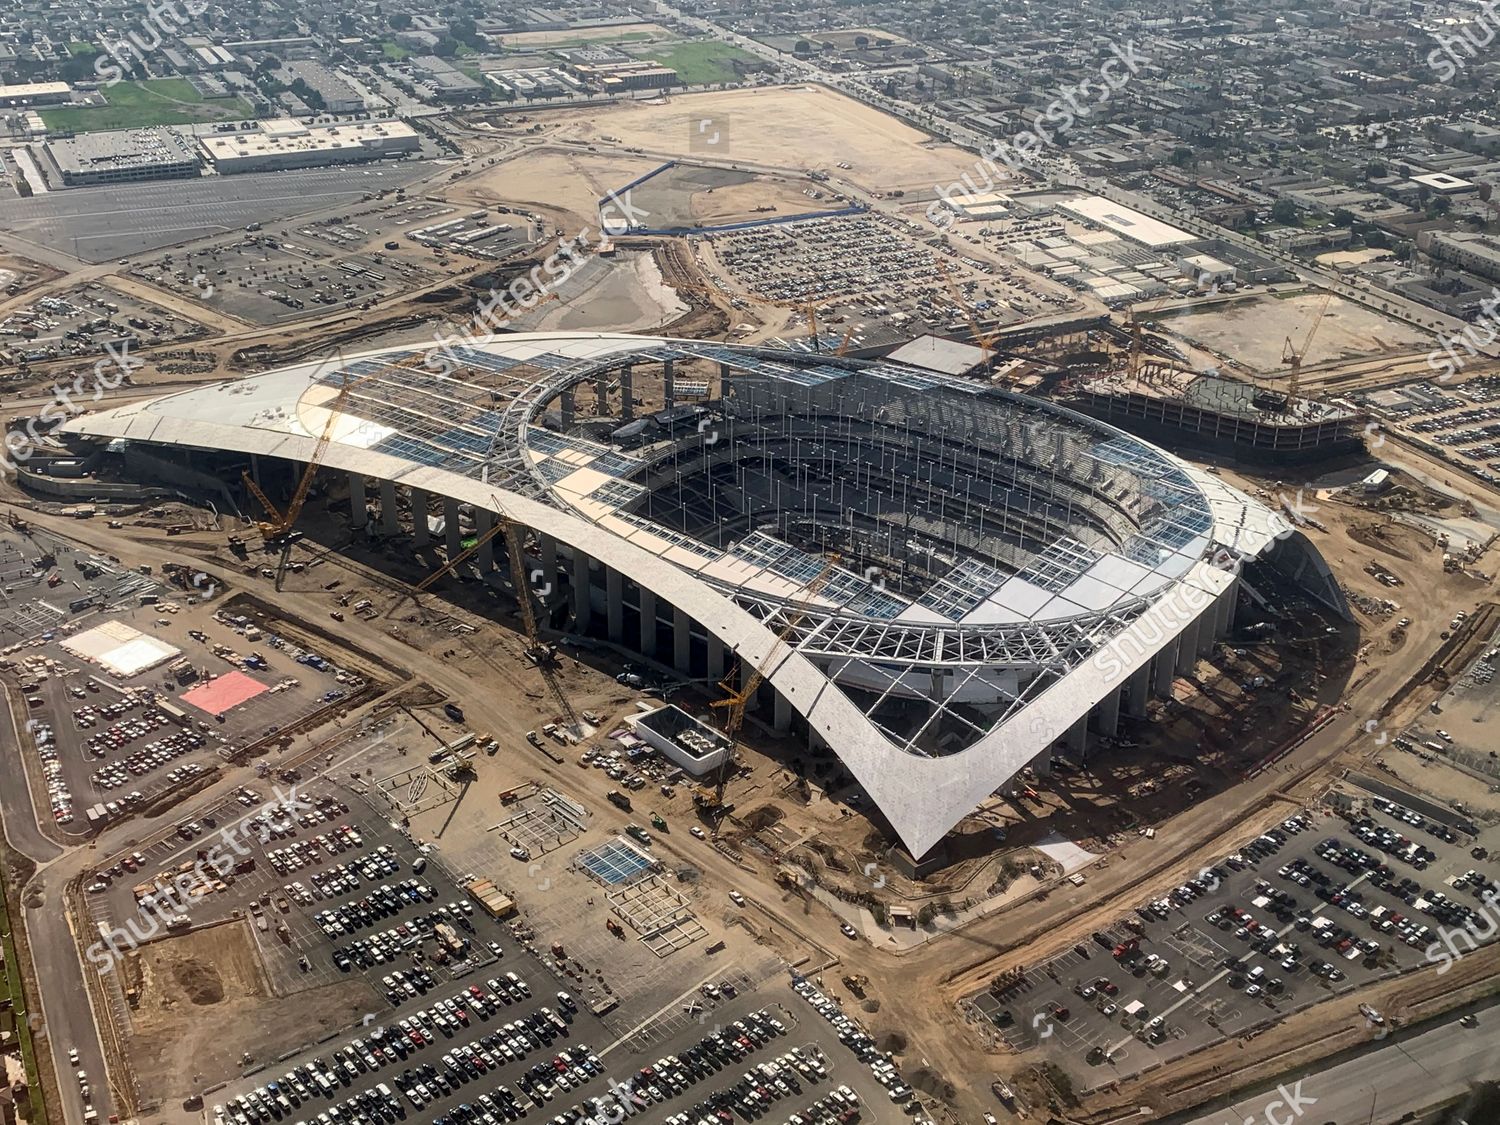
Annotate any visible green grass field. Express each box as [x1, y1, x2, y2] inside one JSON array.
[[66, 41, 94, 55], [40, 78, 251, 132], [381, 41, 411, 60], [630, 41, 755, 85]]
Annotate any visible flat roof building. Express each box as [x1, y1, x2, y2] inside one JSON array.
[[280, 61, 364, 113], [1418, 230, 1500, 283], [200, 119, 419, 174], [410, 56, 484, 101], [0, 81, 71, 107], [44, 127, 200, 187]]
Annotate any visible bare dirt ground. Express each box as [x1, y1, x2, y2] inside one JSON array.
[[122, 921, 374, 1101], [535, 86, 976, 194], [495, 22, 668, 47], [1153, 291, 1432, 376], [453, 149, 664, 229]]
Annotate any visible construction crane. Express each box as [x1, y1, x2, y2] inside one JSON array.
[[706, 554, 840, 824], [935, 258, 1003, 375], [240, 367, 367, 587], [1280, 288, 1335, 404], [498, 514, 581, 734]]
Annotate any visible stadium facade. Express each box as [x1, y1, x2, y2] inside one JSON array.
[[61, 332, 1333, 857]]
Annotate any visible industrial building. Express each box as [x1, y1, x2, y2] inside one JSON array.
[[486, 67, 583, 100], [43, 127, 200, 187], [570, 60, 678, 91], [199, 119, 419, 174], [59, 332, 1327, 857], [279, 60, 365, 113], [0, 81, 70, 107], [409, 55, 484, 101]]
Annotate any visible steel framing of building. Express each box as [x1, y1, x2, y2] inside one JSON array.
[[61, 332, 1320, 857]]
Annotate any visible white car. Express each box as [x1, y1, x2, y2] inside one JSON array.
[[510, 846, 530, 861], [729, 890, 746, 906], [689, 826, 706, 839]]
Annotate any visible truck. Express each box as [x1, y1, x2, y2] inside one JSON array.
[[606, 790, 632, 812], [625, 824, 652, 846]]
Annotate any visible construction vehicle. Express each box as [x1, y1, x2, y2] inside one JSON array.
[[606, 790, 632, 811], [707, 555, 840, 822], [650, 812, 667, 831]]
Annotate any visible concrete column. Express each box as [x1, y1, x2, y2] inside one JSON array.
[[443, 497, 462, 561], [1197, 607, 1216, 657], [476, 509, 496, 571], [250, 452, 262, 487], [379, 479, 399, 536], [606, 568, 624, 643], [663, 358, 675, 410], [1030, 743, 1053, 777], [773, 691, 792, 734], [707, 635, 726, 682], [621, 365, 634, 421], [572, 551, 592, 632], [639, 588, 658, 658], [1065, 716, 1088, 754], [1218, 580, 1238, 637], [1096, 688, 1121, 737], [1154, 642, 1178, 697], [1126, 668, 1151, 718], [349, 473, 368, 529], [596, 370, 610, 416], [673, 605, 692, 674], [560, 387, 575, 429], [541, 535, 557, 593], [1175, 619, 1199, 675], [411, 487, 430, 546]]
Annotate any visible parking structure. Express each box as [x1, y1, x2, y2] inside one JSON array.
[[966, 786, 1497, 1088]]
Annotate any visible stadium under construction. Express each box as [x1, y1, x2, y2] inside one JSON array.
[[58, 332, 1343, 857]]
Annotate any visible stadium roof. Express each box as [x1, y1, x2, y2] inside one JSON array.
[[62, 332, 1293, 855]]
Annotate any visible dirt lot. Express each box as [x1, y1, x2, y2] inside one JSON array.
[[496, 22, 669, 47], [122, 921, 372, 1096], [455, 149, 663, 228], [1153, 290, 1433, 376], [534, 86, 977, 194]]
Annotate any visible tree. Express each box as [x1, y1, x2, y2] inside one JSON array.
[[793, 39, 812, 55], [1365, 161, 1386, 179], [1271, 199, 1298, 225], [389, 13, 411, 28], [1170, 146, 1196, 169], [1332, 208, 1355, 227]]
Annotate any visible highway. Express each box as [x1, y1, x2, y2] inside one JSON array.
[[1174, 1009, 1500, 1125]]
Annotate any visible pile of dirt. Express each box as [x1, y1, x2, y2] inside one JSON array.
[[174, 958, 225, 1005], [877, 1031, 908, 1054], [907, 1067, 956, 1103]]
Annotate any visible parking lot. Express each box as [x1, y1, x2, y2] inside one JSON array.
[[966, 789, 1498, 1089], [205, 952, 918, 1125], [9, 576, 378, 835], [1, 163, 437, 263]]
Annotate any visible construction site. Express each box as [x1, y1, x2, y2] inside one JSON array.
[[3, 83, 1500, 1125]]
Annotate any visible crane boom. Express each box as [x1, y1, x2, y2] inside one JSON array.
[[707, 555, 840, 819]]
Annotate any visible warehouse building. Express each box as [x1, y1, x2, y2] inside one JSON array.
[[0, 81, 71, 107], [410, 56, 484, 102], [199, 119, 419, 174], [280, 60, 365, 113]]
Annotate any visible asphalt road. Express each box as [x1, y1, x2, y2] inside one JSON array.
[[1174, 1009, 1500, 1125]]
